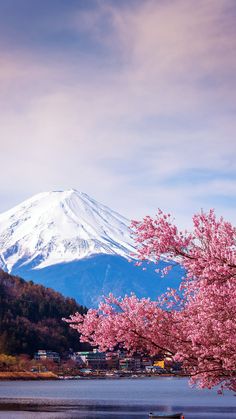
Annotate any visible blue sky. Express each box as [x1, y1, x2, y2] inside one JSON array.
[[0, 0, 236, 227]]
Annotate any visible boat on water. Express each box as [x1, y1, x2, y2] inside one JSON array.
[[149, 413, 184, 419]]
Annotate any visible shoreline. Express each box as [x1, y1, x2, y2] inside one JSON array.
[[0, 371, 183, 381], [0, 372, 58, 380], [0, 371, 183, 382]]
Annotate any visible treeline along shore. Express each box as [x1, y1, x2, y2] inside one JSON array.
[[0, 269, 90, 379], [0, 269, 87, 356], [0, 270, 182, 381]]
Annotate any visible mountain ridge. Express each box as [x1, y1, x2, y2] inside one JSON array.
[[0, 189, 135, 272], [0, 190, 182, 307]]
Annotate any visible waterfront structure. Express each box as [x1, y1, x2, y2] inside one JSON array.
[[105, 352, 119, 370], [76, 349, 107, 369], [119, 356, 141, 371], [34, 350, 60, 363], [33, 348, 180, 373]]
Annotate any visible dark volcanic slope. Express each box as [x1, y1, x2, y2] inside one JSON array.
[[13, 254, 183, 307]]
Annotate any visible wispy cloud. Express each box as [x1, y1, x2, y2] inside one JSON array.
[[0, 0, 235, 226]]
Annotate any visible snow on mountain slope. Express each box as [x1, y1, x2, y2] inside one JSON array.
[[0, 189, 135, 272]]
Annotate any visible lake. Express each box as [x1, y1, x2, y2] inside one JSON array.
[[0, 377, 235, 418]]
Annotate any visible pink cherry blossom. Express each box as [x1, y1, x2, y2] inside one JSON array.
[[65, 210, 236, 392]]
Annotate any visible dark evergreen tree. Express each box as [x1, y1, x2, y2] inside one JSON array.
[[0, 269, 88, 356]]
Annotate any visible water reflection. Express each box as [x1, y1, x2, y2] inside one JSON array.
[[1, 402, 236, 419], [0, 378, 235, 418]]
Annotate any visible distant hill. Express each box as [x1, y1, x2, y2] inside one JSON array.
[[0, 269, 87, 356]]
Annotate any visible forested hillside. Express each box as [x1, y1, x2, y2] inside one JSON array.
[[0, 269, 87, 355]]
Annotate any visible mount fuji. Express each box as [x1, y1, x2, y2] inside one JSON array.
[[0, 190, 182, 306]]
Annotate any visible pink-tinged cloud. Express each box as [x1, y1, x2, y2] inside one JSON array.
[[0, 0, 235, 226]]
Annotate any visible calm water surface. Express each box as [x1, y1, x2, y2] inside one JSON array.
[[0, 377, 235, 418]]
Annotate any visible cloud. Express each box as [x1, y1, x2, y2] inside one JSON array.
[[0, 0, 235, 226]]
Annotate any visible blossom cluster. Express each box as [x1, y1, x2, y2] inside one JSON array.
[[65, 210, 236, 391]]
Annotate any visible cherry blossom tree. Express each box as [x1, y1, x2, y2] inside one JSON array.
[[65, 210, 236, 391]]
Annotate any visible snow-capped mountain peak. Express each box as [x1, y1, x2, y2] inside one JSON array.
[[0, 190, 135, 271]]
